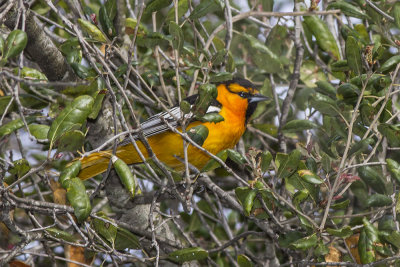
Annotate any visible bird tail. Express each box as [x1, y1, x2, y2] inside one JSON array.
[[77, 151, 112, 180], [76, 144, 146, 180]]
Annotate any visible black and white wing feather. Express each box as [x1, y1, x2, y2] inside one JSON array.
[[118, 95, 221, 146]]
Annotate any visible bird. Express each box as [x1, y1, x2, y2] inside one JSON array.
[[77, 78, 269, 180]]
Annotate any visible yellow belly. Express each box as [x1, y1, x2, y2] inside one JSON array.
[[117, 119, 245, 170]]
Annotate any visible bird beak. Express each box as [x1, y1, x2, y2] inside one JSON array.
[[248, 94, 270, 103]]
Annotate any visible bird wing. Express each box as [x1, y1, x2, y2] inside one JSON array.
[[118, 95, 221, 146]]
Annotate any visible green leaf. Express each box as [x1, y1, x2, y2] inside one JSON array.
[[47, 95, 94, 146], [300, 60, 327, 87], [359, 217, 379, 264], [297, 170, 324, 184], [66, 178, 91, 222], [209, 72, 233, 83], [168, 247, 208, 263], [0, 117, 35, 138], [380, 55, 400, 73], [77, 19, 107, 43], [9, 159, 30, 178], [194, 83, 218, 115], [169, 21, 184, 53], [70, 63, 90, 79], [202, 150, 228, 172], [303, 16, 340, 59], [315, 81, 336, 98], [394, 3, 400, 29], [0, 35, 4, 55], [88, 89, 106, 119], [189, 0, 221, 19], [277, 150, 301, 179], [378, 123, 400, 147], [293, 189, 309, 207], [386, 159, 400, 185], [285, 171, 318, 203], [180, 100, 191, 114], [358, 166, 387, 194], [59, 38, 82, 64], [115, 227, 141, 250], [278, 231, 303, 248], [237, 254, 253, 267], [290, 233, 318, 250], [125, 18, 148, 36], [227, 149, 246, 165], [166, 0, 189, 22], [261, 151, 272, 172], [187, 125, 209, 147], [3, 30, 28, 60], [46, 227, 78, 242], [145, 0, 173, 15], [265, 24, 289, 57], [378, 216, 396, 231], [345, 36, 362, 75], [359, 228, 375, 264], [105, 0, 117, 20], [243, 189, 257, 216], [59, 161, 81, 188], [63, 78, 102, 97], [282, 120, 318, 133], [363, 217, 379, 243], [226, 51, 235, 73], [326, 226, 353, 238], [314, 242, 329, 257], [336, 83, 360, 105], [211, 49, 227, 66], [136, 32, 169, 48], [57, 130, 85, 152], [348, 138, 374, 157], [366, 194, 392, 207], [241, 33, 282, 73], [112, 156, 136, 198], [328, 1, 368, 19], [99, 6, 116, 38], [383, 231, 400, 249], [18, 67, 48, 81], [306, 157, 317, 173], [331, 60, 349, 72], [0, 95, 47, 115], [331, 199, 350, 210], [93, 212, 117, 245], [310, 93, 339, 116], [197, 113, 224, 123], [28, 124, 50, 140]]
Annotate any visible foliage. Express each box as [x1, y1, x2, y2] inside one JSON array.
[[1, 0, 400, 266]]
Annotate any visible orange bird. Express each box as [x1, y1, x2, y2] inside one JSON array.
[[77, 78, 268, 179]]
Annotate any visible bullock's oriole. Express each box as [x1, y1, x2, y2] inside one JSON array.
[[77, 78, 268, 179]]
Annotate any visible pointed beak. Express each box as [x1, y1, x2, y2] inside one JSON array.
[[248, 94, 270, 104]]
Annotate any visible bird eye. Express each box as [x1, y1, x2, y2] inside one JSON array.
[[238, 92, 246, 98]]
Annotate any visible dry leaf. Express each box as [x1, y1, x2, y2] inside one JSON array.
[[345, 234, 361, 264], [325, 246, 341, 265], [50, 179, 66, 205], [65, 245, 93, 267], [9, 260, 31, 267], [253, 208, 264, 217]]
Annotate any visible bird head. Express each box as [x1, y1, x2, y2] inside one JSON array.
[[216, 78, 269, 122]]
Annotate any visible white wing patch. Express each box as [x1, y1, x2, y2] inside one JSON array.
[[206, 105, 221, 113], [118, 103, 221, 146]]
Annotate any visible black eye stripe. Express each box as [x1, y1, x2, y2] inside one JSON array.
[[225, 86, 252, 98]]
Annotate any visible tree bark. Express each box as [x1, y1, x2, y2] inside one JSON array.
[[3, 6, 77, 81]]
